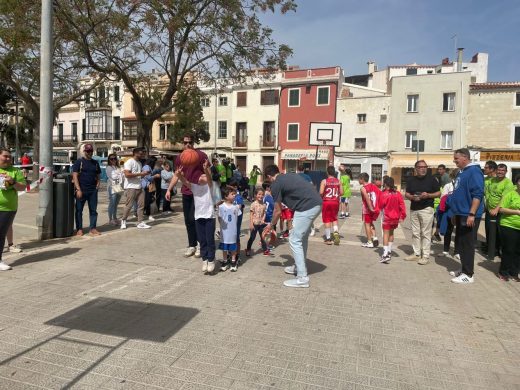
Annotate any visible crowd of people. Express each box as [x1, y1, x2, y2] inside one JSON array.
[[1, 142, 520, 288]]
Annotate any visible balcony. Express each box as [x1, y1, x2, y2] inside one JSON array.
[[83, 132, 113, 140], [233, 135, 248, 148], [53, 135, 78, 143], [260, 135, 276, 149], [122, 133, 138, 141]]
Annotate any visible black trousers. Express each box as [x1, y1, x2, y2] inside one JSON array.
[[455, 216, 481, 277], [499, 225, 520, 277], [0, 211, 17, 261], [443, 218, 460, 254], [182, 194, 198, 247], [484, 211, 501, 252], [195, 218, 216, 261], [247, 224, 268, 251]]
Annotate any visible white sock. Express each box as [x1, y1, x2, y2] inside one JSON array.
[[373, 236, 378, 241], [383, 245, 389, 255], [388, 242, 393, 252], [333, 225, 338, 232], [325, 228, 331, 239]]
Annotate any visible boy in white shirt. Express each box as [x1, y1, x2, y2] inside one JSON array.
[[218, 187, 242, 272]]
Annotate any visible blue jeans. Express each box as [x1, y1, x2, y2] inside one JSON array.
[[195, 218, 216, 261], [75, 189, 98, 230], [289, 205, 321, 277], [107, 187, 122, 221]]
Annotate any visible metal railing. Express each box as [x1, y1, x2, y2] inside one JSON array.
[[83, 132, 113, 140], [53, 135, 78, 143], [233, 135, 248, 148], [260, 134, 276, 148]]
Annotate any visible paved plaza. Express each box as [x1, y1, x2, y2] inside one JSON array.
[[1, 192, 520, 389]]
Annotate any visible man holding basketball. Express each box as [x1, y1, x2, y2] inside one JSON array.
[[166, 134, 208, 258]]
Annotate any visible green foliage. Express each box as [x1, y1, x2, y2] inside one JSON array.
[[170, 83, 209, 144]]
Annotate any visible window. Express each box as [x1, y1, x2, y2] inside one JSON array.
[[288, 88, 300, 107], [113, 117, 120, 140], [57, 123, 64, 142], [346, 164, 361, 180], [371, 164, 383, 181], [514, 126, 520, 145], [380, 114, 387, 123], [218, 96, 227, 106], [261, 90, 279, 105], [263, 121, 275, 146], [237, 92, 247, 107], [114, 86, 120, 102], [443, 93, 456, 112], [201, 97, 210, 107], [317, 86, 330, 105], [407, 94, 419, 112], [85, 92, 90, 104], [203, 121, 210, 134], [354, 138, 366, 150], [287, 123, 299, 141], [440, 131, 453, 150], [71, 123, 78, 142], [405, 131, 417, 148], [406, 68, 417, 75], [159, 124, 166, 140], [218, 121, 227, 139], [357, 113, 367, 123], [516, 92, 520, 107]]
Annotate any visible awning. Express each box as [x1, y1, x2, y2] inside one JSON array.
[[389, 154, 456, 169], [281, 148, 330, 160]]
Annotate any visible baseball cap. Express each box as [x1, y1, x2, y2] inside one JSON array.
[[83, 144, 93, 152]]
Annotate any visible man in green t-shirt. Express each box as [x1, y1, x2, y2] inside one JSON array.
[[248, 165, 262, 201], [338, 164, 352, 218], [482, 160, 497, 251], [497, 174, 520, 281], [485, 163, 515, 256], [0, 148, 27, 271]]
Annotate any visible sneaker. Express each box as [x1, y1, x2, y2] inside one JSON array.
[[418, 257, 429, 265], [207, 261, 215, 273], [120, 220, 127, 230], [405, 254, 420, 261], [442, 251, 450, 256], [194, 246, 201, 258], [0, 261, 12, 271], [451, 273, 474, 284], [510, 275, 520, 282], [380, 254, 391, 263], [433, 233, 442, 242], [90, 228, 101, 236], [372, 237, 379, 247], [454, 253, 461, 260], [215, 231, 221, 240], [148, 215, 155, 222], [76, 229, 84, 237], [230, 262, 238, 272], [284, 265, 296, 275], [332, 232, 340, 246], [497, 273, 509, 282], [283, 276, 310, 288], [339, 214, 345, 219], [7, 245, 22, 253], [109, 219, 118, 226], [345, 212, 350, 217], [263, 250, 271, 256], [245, 249, 251, 257], [282, 230, 289, 238], [202, 260, 208, 273], [310, 228, 316, 237], [449, 270, 462, 277], [184, 247, 196, 257], [220, 262, 229, 271], [324, 238, 332, 245], [137, 222, 151, 229], [361, 241, 374, 248]]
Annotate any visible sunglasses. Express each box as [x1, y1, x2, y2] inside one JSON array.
[[183, 141, 194, 145], [109, 157, 117, 160]]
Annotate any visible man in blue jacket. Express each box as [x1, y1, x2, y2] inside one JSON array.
[[447, 148, 484, 284]]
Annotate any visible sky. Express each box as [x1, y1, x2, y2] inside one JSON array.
[[260, 0, 520, 82]]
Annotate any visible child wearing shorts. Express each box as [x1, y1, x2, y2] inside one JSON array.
[[218, 187, 242, 272], [379, 176, 406, 263]]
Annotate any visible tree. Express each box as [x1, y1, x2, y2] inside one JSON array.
[[0, 0, 103, 165], [56, 0, 296, 151], [170, 82, 208, 144]]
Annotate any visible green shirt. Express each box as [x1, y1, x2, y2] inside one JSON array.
[[217, 164, 226, 183], [248, 170, 259, 186], [340, 174, 351, 198], [499, 190, 520, 230], [485, 177, 515, 210], [0, 166, 25, 212]]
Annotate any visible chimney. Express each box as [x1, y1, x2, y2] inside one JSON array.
[[367, 61, 376, 74], [456, 48, 464, 72]]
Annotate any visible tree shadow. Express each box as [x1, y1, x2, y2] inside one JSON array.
[[477, 259, 500, 275], [434, 253, 460, 272], [10, 247, 81, 267], [397, 244, 414, 255], [267, 254, 326, 275], [0, 298, 199, 389]]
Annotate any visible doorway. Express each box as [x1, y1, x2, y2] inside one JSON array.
[[235, 156, 247, 175]]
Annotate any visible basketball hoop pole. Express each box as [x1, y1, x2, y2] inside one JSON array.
[[313, 144, 319, 170]]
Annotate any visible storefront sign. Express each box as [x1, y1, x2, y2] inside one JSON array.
[[281, 149, 330, 160], [480, 151, 520, 162]]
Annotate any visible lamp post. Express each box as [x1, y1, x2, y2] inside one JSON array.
[[14, 97, 20, 161]]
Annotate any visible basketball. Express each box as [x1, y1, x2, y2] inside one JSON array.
[[179, 149, 200, 167]]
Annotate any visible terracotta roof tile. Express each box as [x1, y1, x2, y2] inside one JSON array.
[[470, 82, 520, 90]]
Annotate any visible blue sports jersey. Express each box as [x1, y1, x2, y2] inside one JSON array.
[[263, 194, 275, 222]]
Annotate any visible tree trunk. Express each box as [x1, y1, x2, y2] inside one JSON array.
[[137, 119, 153, 154], [31, 115, 40, 181]]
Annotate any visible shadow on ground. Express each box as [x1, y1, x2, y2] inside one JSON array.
[[477, 259, 500, 276], [268, 254, 326, 275], [11, 247, 81, 266]]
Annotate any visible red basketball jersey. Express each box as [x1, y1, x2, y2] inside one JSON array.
[[323, 177, 341, 202]]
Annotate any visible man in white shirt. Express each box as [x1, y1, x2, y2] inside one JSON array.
[[121, 147, 151, 229]]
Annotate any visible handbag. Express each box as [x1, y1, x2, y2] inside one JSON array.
[[112, 182, 124, 194], [148, 181, 156, 193]]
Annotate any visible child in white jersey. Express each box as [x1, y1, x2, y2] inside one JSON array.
[[175, 161, 216, 274], [218, 187, 242, 272]]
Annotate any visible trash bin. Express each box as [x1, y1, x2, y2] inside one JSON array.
[[53, 173, 75, 238]]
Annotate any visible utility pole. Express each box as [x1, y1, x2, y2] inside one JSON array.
[[37, 0, 54, 240], [15, 97, 19, 161]]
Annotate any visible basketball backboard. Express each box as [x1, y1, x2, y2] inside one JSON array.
[[309, 122, 342, 147]]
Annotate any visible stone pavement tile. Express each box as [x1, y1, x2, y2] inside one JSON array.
[[0, 377, 44, 390], [228, 381, 275, 390]]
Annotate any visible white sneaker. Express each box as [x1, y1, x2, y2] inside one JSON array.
[[120, 220, 127, 230], [148, 215, 155, 222], [215, 231, 221, 240], [230, 263, 238, 272], [454, 254, 461, 260], [449, 270, 462, 277], [284, 265, 296, 275], [372, 237, 379, 247], [7, 245, 22, 253], [310, 228, 315, 237], [137, 222, 151, 229], [361, 241, 374, 248], [207, 261, 215, 273], [451, 273, 474, 284], [194, 246, 201, 258], [0, 261, 12, 271], [202, 260, 208, 273], [283, 276, 310, 288], [184, 247, 196, 257], [442, 251, 450, 256]]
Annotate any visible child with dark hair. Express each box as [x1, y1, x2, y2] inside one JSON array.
[[359, 172, 381, 247], [218, 187, 242, 272], [245, 188, 270, 256], [262, 182, 277, 250], [379, 176, 406, 263], [227, 179, 244, 262]]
